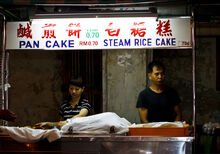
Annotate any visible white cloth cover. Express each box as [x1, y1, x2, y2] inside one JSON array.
[[0, 126, 61, 143], [61, 112, 131, 134]]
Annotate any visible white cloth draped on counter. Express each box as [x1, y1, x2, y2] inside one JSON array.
[[0, 112, 131, 143], [61, 112, 131, 134], [0, 126, 61, 143]]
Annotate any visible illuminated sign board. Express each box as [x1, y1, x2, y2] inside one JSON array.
[[6, 17, 192, 50]]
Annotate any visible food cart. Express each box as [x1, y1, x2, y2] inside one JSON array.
[[0, 9, 195, 154]]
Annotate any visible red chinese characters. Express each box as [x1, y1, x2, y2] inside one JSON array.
[[105, 22, 120, 37], [17, 23, 32, 39], [42, 24, 56, 39], [66, 23, 81, 38], [156, 20, 172, 37], [130, 22, 146, 37]]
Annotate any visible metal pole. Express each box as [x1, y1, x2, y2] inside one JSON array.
[[192, 10, 196, 138], [0, 13, 6, 111], [0, 13, 7, 126], [5, 51, 9, 110]]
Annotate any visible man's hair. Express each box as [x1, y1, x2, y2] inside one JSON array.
[[147, 61, 165, 73]]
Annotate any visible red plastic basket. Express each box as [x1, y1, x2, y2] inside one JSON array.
[[129, 125, 189, 136]]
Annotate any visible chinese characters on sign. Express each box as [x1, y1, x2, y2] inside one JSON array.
[[66, 23, 81, 38], [17, 23, 32, 39], [42, 23, 56, 39], [156, 20, 172, 37], [131, 22, 146, 37], [105, 22, 120, 37], [7, 17, 192, 50]]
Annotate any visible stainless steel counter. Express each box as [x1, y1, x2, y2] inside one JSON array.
[[60, 135, 194, 154], [0, 135, 194, 154], [62, 134, 194, 142]]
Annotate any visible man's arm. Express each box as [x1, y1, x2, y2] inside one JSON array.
[[138, 108, 149, 123], [174, 104, 182, 121]]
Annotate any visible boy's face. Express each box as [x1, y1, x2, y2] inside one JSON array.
[[69, 85, 84, 98], [148, 66, 165, 85]]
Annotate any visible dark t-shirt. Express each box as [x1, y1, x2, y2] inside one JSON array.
[[136, 86, 181, 122], [59, 98, 91, 120]]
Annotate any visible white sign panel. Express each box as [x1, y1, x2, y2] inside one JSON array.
[[6, 17, 192, 50]]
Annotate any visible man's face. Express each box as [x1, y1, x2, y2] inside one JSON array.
[[148, 66, 165, 85]]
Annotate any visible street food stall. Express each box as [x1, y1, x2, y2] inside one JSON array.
[[0, 10, 195, 153]]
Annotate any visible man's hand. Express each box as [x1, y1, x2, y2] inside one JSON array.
[[0, 110, 16, 121]]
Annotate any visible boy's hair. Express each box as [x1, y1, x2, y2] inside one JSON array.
[[69, 76, 84, 88], [147, 61, 165, 73], [65, 76, 86, 101]]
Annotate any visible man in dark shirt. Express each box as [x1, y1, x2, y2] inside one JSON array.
[[136, 61, 182, 123]]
